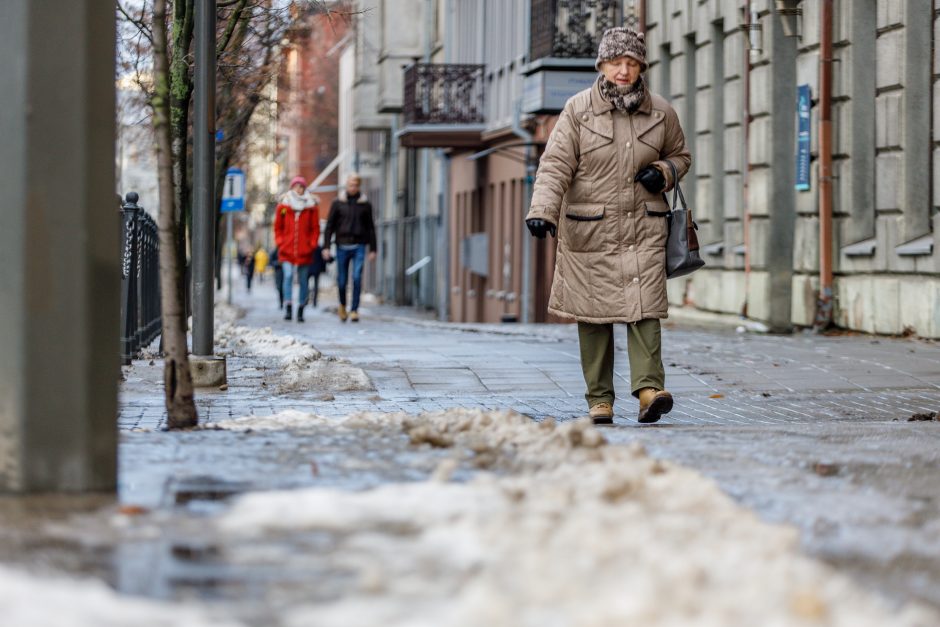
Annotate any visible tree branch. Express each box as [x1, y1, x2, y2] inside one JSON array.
[[116, 0, 154, 43], [217, 0, 250, 55]]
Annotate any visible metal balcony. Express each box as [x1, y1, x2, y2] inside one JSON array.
[[529, 0, 622, 62], [523, 0, 621, 114], [397, 63, 486, 148]]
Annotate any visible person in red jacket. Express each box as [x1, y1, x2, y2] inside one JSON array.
[[274, 176, 320, 322]]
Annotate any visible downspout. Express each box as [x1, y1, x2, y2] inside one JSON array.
[[513, 102, 536, 325], [417, 0, 434, 308], [437, 0, 453, 321], [742, 1, 756, 317], [814, 0, 834, 330], [389, 117, 400, 304], [516, 0, 535, 324], [637, 0, 646, 35]]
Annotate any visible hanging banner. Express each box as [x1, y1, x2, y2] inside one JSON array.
[[795, 84, 812, 191]]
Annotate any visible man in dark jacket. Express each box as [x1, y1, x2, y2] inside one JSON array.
[[322, 173, 377, 322]]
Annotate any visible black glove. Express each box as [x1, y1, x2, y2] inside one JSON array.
[[525, 218, 556, 239], [635, 166, 666, 194]]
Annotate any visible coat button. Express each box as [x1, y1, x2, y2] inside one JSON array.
[[627, 211, 633, 218], [581, 113, 589, 122], [633, 277, 639, 283], [626, 141, 632, 148], [629, 245, 635, 251]]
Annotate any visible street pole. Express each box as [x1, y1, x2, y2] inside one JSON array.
[[227, 214, 234, 305], [192, 0, 216, 356], [189, 0, 226, 387]]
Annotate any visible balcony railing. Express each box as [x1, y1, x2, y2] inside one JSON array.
[[402, 63, 485, 126], [530, 0, 622, 61]]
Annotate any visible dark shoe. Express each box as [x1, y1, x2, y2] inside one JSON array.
[[637, 388, 673, 424], [284, 304, 292, 321], [297, 306, 304, 322], [589, 402, 614, 425]]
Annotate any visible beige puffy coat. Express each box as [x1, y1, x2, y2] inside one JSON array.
[[526, 80, 691, 324]]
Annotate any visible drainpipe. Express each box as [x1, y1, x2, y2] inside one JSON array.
[[815, 0, 834, 330], [389, 116, 400, 304], [742, 1, 756, 318], [637, 0, 646, 35], [437, 0, 453, 322], [512, 101, 536, 324], [416, 0, 434, 309]]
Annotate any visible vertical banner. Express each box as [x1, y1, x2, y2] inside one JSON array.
[[796, 84, 812, 191]]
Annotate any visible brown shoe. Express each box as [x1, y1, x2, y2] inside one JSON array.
[[637, 388, 673, 424], [349, 311, 360, 322], [589, 402, 614, 425], [338, 304, 348, 322]]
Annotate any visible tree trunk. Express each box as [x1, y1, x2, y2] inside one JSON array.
[[171, 0, 196, 317], [153, 0, 198, 429]]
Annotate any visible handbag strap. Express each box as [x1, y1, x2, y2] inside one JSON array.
[[661, 160, 687, 212]]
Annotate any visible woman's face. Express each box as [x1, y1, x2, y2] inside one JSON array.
[[292, 183, 305, 194], [601, 56, 642, 86]]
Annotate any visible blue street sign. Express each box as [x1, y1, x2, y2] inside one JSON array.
[[221, 167, 245, 212], [796, 84, 812, 191]]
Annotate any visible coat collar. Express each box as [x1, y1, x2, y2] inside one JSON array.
[[338, 190, 368, 203], [585, 77, 660, 138]]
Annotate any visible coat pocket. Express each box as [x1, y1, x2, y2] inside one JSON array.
[[563, 203, 606, 252], [640, 200, 669, 247]]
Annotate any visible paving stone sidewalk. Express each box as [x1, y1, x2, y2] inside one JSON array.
[[117, 282, 940, 613]]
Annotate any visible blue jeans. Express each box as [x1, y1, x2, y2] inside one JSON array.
[[336, 244, 366, 311], [281, 262, 309, 306]]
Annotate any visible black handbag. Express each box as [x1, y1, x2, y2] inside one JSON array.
[[662, 160, 705, 279]]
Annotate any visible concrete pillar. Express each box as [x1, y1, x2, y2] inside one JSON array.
[[0, 1, 118, 491], [901, 0, 932, 242], [747, 6, 797, 332]]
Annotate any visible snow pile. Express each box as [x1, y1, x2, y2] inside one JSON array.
[[213, 322, 373, 392], [0, 564, 244, 627], [216, 322, 321, 369], [276, 359, 373, 393], [217, 409, 938, 627]]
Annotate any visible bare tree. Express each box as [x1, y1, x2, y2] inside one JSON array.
[[117, 0, 358, 428], [151, 0, 198, 428]]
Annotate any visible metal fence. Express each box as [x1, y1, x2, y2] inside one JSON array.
[[120, 192, 161, 365]]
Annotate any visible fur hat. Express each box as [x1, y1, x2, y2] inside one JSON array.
[[290, 176, 307, 189], [595, 27, 648, 72]]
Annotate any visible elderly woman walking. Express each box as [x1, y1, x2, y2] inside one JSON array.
[[525, 27, 691, 425]]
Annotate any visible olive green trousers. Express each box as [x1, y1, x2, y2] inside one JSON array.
[[577, 319, 665, 408]]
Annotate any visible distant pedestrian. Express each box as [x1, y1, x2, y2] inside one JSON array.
[[240, 244, 256, 292], [253, 246, 269, 283], [269, 246, 284, 309], [274, 176, 320, 322], [525, 27, 691, 425], [322, 173, 376, 323]]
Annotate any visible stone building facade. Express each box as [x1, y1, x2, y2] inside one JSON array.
[[647, 0, 940, 336]]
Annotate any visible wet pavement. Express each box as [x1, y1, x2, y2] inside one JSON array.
[[3, 278, 940, 625]]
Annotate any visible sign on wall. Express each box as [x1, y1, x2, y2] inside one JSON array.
[[795, 84, 812, 191]]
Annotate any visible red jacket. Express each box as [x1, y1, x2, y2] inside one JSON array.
[[274, 191, 320, 265]]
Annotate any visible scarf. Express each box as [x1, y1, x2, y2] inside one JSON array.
[[597, 75, 647, 114], [282, 189, 316, 211]]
